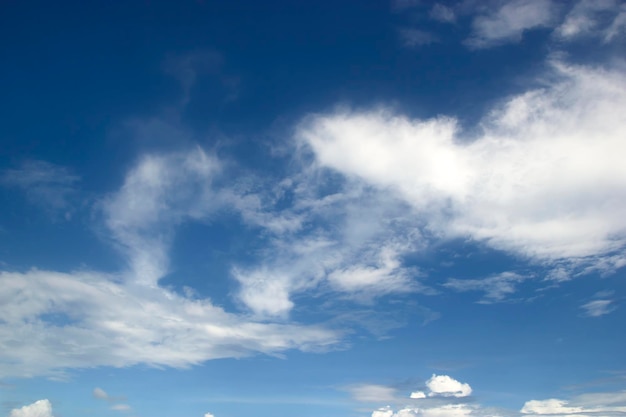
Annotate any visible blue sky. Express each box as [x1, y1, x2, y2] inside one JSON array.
[[1, 1, 626, 416]]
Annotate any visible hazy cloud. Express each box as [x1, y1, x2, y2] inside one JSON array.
[[581, 299, 616, 317], [466, 0, 558, 48], [1, 160, 79, 218], [430, 4, 456, 23]]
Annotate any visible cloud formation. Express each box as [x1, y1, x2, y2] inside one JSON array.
[[521, 390, 626, 416], [8, 400, 53, 417], [0, 266, 339, 378], [581, 299, 616, 317], [445, 272, 528, 303], [556, 0, 626, 42], [1, 160, 80, 218], [466, 0, 558, 48], [298, 59, 626, 278]]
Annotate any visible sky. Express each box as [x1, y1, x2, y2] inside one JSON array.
[[1, 0, 626, 416]]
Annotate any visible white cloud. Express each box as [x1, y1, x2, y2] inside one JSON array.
[[0, 268, 339, 378], [424, 374, 472, 398], [298, 59, 626, 277], [93, 387, 109, 399], [581, 299, 616, 317], [521, 391, 626, 416], [398, 29, 438, 47], [521, 399, 584, 415], [372, 406, 395, 417], [103, 148, 220, 287], [348, 384, 399, 403], [466, 0, 558, 48], [1, 160, 80, 218], [230, 179, 425, 317], [445, 272, 528, 303], [9, 399, 53, 417], [556, 0, 626, 42], [372, 404, 474, 417], [429, 4, 456, 23], [204, 413, 215, 417]]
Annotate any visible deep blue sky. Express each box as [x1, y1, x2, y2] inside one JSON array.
[[1, 1, 626, 417]]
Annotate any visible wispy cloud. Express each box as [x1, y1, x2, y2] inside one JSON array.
[[1, 160, 80, 219], [93, 387, 130, 412], [581, 299, 616, 317], [445, 272, 528, 303], [429, 3, 456, 23], [162, 49, 240, 106], [0, 267, 340, 378], [556, 0, 626, 42], [465, 0, 558, 48], [398, 28, 439, 47], [347, 384, 399, 403]]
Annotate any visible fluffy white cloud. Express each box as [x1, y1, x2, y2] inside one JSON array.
[[9, 400, 53, 417], [298, 60, 626, 275], [204, 413, 215, 417], [424, 374, 472, 398], [466, 0, 557, 48]]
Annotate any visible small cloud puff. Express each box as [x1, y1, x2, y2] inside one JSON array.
[[423, 374, 472, 398]]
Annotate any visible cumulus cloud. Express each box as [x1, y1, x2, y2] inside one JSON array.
[[423, 374, 472, 398], [204, 413, 215, 417], [8, 399, 53, 417], [298, 59, 626, 278], [466, 0, 558, 48]]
